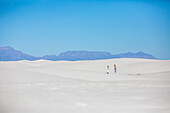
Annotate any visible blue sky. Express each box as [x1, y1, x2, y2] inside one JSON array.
[[0, 0, 170, 59]]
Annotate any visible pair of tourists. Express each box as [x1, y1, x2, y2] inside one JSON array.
[[107, 64, 117, 74]]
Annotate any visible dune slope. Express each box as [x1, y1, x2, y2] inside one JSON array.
[[0, 58, 170, 113]]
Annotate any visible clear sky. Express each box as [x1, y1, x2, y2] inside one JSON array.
[[0, 0, 170, 59]]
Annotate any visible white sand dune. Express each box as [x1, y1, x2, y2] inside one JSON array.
[[0, 58, 170, 113]]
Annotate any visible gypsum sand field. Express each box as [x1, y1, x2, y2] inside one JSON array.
[[0, 58, 170, 113]]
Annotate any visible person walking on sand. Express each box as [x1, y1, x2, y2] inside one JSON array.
[[114, 64, 117, 73], [107, 65, 109, 74]]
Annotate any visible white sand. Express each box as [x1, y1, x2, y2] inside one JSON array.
[[0, 58, 170, 113]]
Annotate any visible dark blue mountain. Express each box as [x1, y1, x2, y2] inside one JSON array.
[[43, 51, 156, 61], [58, 51, 113, 60], [112, 51, 156, 59], [0, 46, 156, 61], [0, 46, 41, 61]]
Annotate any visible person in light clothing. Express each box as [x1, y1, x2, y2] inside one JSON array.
[[107, 65, 109, 74]]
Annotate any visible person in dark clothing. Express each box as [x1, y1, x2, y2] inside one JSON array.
[[114, 64, 117, 73]]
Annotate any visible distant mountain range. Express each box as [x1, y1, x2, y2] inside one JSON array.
[[0, 46, 41, 61], [0, 46, 156, 61]]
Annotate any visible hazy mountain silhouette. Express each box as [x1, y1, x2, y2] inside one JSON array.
[[0, 46, 41, 61], [0, 46, 156, 61], [42, 51, 156, 61]]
